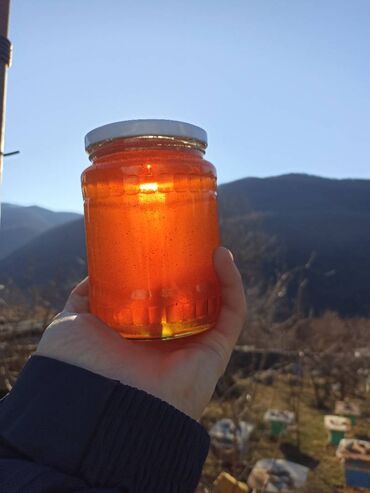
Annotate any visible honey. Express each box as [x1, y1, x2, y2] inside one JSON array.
[[82, 120, 221, 339]]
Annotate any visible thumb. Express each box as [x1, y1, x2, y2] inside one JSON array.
[[214, 246, 247, 324], [64, 277, 90, 313], [197, 247, 247, 373]]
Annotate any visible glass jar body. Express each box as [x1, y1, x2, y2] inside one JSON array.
[[81, 137, 221, 339]]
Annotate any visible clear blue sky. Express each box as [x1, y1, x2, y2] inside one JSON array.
[[2, 0, 370, 212]]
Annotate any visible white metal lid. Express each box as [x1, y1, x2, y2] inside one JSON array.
[[85, 119, 207, 150]]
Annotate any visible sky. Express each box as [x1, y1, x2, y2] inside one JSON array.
[[1, 0, 370, 213]]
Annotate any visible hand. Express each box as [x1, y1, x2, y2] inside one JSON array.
[[36, 247, 247, 421]]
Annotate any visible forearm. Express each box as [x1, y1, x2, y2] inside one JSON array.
[[0, 356, 209, 492]]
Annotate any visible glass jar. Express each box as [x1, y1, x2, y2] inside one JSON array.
[[82, 119, 221, 339]]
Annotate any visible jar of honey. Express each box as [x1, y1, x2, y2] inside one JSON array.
[[82, 119, 221, 339]]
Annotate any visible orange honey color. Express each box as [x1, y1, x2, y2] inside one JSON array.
[[82, 123, 221, 339]]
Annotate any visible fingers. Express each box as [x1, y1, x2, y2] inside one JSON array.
[[64, 277, 90, 313]]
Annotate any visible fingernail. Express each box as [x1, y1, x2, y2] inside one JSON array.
[[227, 249, 234, 262]]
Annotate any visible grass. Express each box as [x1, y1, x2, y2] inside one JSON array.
[[201, 370, 370, 492], [1, 320, 369, 492]]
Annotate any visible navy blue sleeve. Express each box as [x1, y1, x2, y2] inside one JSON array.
[[0, 356, 210, 492]]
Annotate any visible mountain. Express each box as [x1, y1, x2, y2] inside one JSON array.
[[0, 203, 81, 260], [1, 174, 370, 316], [0, 217, 86, 306], [218, 174, 370, 218], [218, 174, 370, 316]]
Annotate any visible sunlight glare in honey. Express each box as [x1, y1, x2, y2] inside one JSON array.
[[139, 182, 158, 193]]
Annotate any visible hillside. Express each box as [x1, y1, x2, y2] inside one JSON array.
[[218, 174, 370, 218], [224, 212, 370, 317], [218, 174, 370, 316], [0, 203, 81, 260], [0, 218, 86, 306], [1, 174, 370, 316]]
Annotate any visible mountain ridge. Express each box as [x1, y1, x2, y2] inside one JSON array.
[[0, 203, 82, 260], [2, 174, 370, 315]]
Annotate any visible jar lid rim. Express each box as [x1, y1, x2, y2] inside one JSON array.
[[85, 119, 207, 150]]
